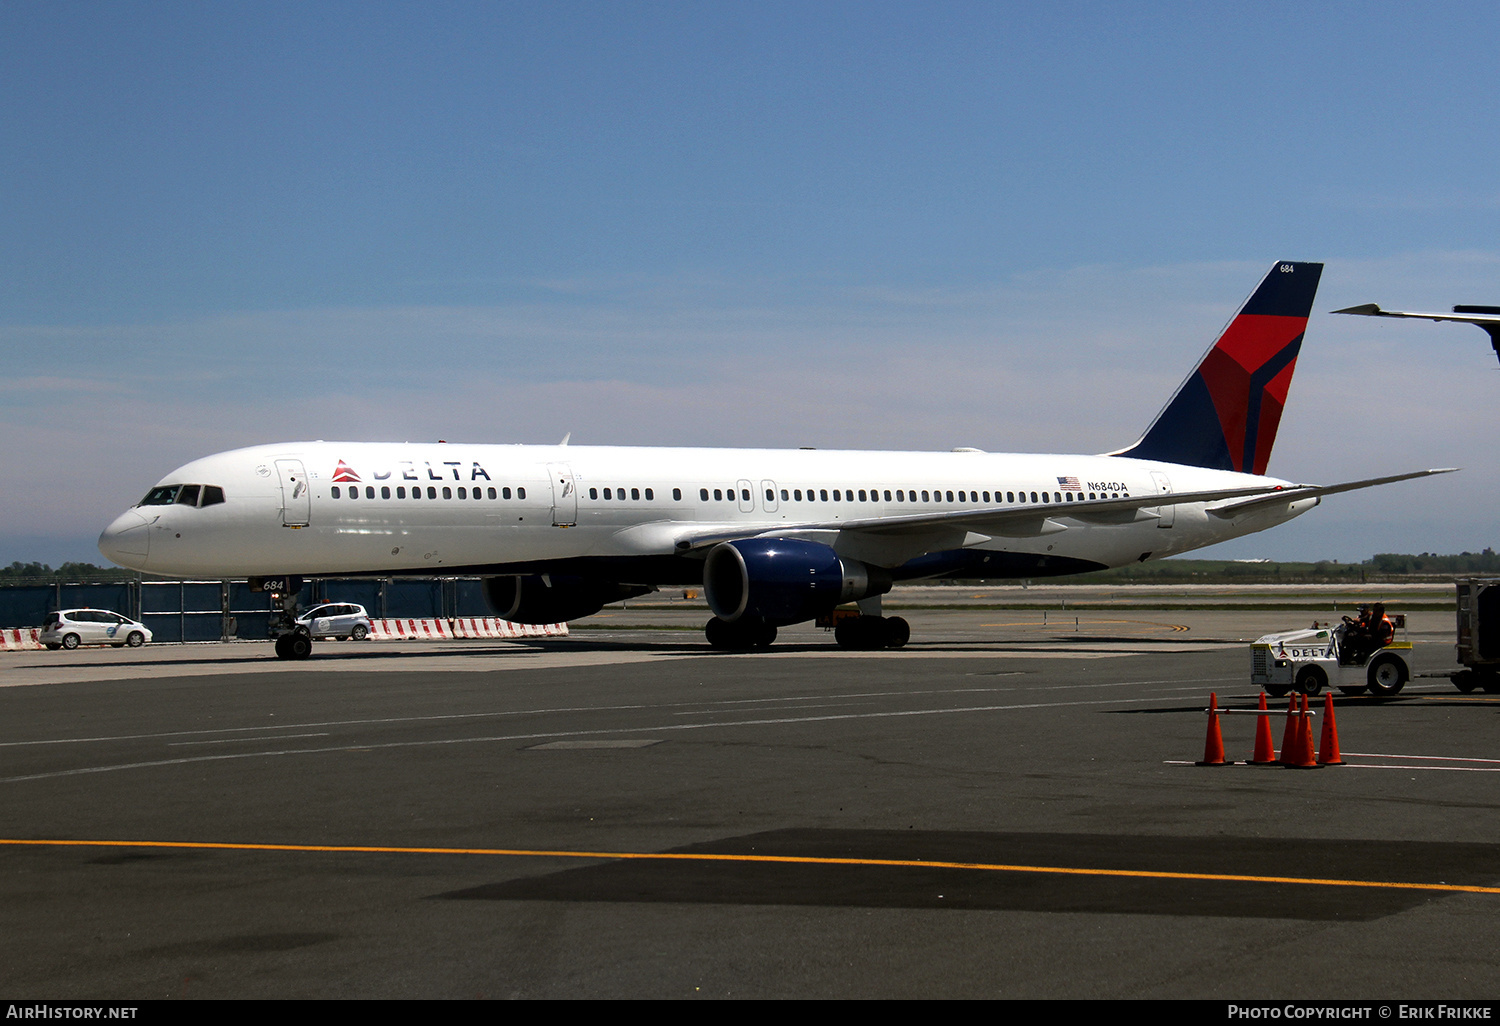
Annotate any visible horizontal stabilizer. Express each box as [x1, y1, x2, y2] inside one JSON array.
[[1334, 304, 1500, 364], [1207, 467, 1458, 518]]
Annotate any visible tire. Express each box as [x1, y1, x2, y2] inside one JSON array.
[[351, 624, 369, 641], [1454, 670, 1479, 694], [705, 617, 752, 650], [125, 632, 145, 648], [274, 635, 292, 659], [882, 616, 910, 649], [61, 634, 80, 650], [1481, 672, 1500, 695], [287, 633, 313, 660], [1295, 666, 1327, 697], [46, 643, 60, 651], [1337, 685, 1368, 696], [1366, 653, 1409, 698], [1263, 683, 1290, 698]]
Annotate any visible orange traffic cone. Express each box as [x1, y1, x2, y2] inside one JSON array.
[[1279, 695, 1299, 766], [1197, 692, 1228, 766], [1285, 693, 1320, 769], [1318, 692, 1345, 766], [1249, 691, 1277, 765]]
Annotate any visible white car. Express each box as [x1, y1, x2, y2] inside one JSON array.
[[294, 603, 373, 641], [41, 609, 152, 650]]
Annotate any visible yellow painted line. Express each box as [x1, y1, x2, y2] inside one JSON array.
[[3, 838, 1498, 896]]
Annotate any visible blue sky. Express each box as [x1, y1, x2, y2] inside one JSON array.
[[3, 1, 1497, 566]]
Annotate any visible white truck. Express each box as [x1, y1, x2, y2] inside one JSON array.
[[1250, 614, 1412, 698]]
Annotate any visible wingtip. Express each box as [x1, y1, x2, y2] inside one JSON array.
[[1332, 303, 1382, 315]]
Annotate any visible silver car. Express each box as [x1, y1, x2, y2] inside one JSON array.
[[41, 609, 153, 650], [294, 603, 373, 641]]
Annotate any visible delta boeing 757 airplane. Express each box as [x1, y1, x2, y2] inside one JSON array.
[[98, 261, 1451, 657]]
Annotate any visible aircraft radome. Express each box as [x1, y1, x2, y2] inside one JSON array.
[[99, 261, 1453, 658]]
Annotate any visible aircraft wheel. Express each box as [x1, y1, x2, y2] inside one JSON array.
[[882, 616, 910, 649], [274, 635, 293, 659], [1366, 654, 1408, 698], [61, 634, 80, 650], [287, 632, 313, 660], [705, 618, 753, 650], [835, 616, 884, 650], [752, 621, 777, 648], [1295, 666, 1326, 697]]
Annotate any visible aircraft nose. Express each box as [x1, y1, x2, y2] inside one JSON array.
[[98, 510, 150, 569]]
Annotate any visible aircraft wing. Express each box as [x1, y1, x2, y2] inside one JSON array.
[[1334, 303, 1500, 364], [666, 469, 1455, 553]]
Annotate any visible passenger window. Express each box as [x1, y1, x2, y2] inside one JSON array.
[[458, 487, 467, 499], [713, 489, 722, 501], [741, 489, 749, 502], [442, 487, 452, 499], [700, 488, 709, 501], [884, 490, 891, 501], [645, 488, 653, 500], [604, 488, 612, 500], [820, 489, 828, 501], [364, 486, 374, 499], [382, 486, 391, 499], [332, 486, 341, 499], [503, 487, 512, 499], [427, 487, 437, 499], [632, 488, 640, 500], [858, 490, 866, 501], [673, 488, 682, 501], [517, 487, 526, 499]]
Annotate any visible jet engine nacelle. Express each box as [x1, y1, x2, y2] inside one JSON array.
[[483, 575, 653, 625], [703, 538, 891, 627]]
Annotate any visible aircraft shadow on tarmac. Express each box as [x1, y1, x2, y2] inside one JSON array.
[[434, 829, 1500, 921]]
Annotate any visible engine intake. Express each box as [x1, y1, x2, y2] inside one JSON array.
[[703, 538, 890, 627]]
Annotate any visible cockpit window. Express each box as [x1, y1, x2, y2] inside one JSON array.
[[139, 484, 226, 507], [141, 485, 181, 505]]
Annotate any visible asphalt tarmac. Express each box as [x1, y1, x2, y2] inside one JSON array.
[[2, 601, 1497, 999]]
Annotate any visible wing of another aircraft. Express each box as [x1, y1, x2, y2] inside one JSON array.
[[1335, 303, 1500, 365], [670, 468, 1456, 555]]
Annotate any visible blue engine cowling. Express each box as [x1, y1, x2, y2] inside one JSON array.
[[483, 575, 653, 625], [703, 539, 891, 627]]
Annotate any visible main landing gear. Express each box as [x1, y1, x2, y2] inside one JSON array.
[[705, 617, 777, 650], [834, 615, 910, 650], [702, 614, 911, 651]]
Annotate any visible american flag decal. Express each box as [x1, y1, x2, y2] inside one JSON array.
[[1057, 476, 1080, 490]]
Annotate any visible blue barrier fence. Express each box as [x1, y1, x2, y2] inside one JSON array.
[[0, 578, 496, 640]]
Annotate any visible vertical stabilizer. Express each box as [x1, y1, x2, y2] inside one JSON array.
[[1115, 261, 1322, 474]]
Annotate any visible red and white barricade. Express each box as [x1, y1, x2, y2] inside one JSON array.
[[369, 618, 566, 640], [1, 628, 42, 651]]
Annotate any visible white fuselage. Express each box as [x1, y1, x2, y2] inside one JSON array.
[[98, 441, 1316, 581]]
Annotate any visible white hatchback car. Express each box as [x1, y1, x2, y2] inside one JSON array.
[[294, 603, 373, 640], [41, 609, 152, 650]]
